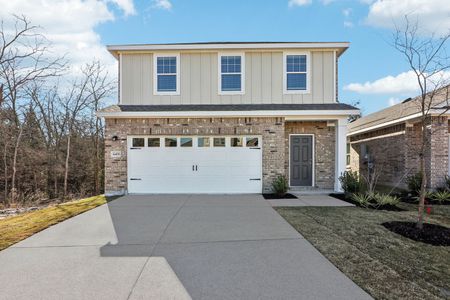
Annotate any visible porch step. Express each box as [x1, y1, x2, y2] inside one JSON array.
[[289, 187, 334, 195]]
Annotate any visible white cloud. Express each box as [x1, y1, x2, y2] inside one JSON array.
[[289, 0, 312, 7], [321, 0, 335, 5], [366, 0, 450, 36], [0, 0, 133, 78], [342, 8, 352, 17], [109, 0, 136, 16], [153, 0, 172, 10], [388, 97, 401, 106], [344, 70, 450, 94], [344, 21, 354, 28], [344, 71, 420, 94]]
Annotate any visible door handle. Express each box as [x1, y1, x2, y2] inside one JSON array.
[[192, 165, 194, 171], [195, 165, 198, 171]]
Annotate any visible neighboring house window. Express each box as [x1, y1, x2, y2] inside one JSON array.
[[154, 54, 180, 95], [283, 52, 309, 94], [346, 143, 351, 166], [361, 144, 370, 161], [218, 53, 245, 94]]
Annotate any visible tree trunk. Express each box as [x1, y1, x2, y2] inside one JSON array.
[[94, 117, 100, 195], [3, 142, 8, 205], [63, 134, 71, 197], [11, 126, 23, 202], [54, 147, 59, 197], [417, 121, 428, 230]]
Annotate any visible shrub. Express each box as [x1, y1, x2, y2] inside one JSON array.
[[351, 193, 371, 208], [431, 191, 450, 203], [373, 193, 400, 207], [339, 171, 363, 194], [272, 175, 288, 196], [406, 172, 422, 195], [444, 175, 450, 191]]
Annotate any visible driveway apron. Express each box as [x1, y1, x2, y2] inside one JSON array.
[[0, 194, 371, 300]]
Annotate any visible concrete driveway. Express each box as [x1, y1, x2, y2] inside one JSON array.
[[0, 195, 371, 300]]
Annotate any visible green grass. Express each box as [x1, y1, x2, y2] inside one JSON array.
[[275, 203, 450, 300], [0, 195, 107, 251]]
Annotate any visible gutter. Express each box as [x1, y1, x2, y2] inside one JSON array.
[[96, 109, 360, 119], [348, 109, 450, 136]]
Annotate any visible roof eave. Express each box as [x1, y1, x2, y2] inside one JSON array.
[[348, 108, 450, 136], [107, 42, 350, 59], [97, 109, 360, 118]]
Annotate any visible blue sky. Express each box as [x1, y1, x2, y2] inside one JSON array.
[[1, 0, 449, 115]]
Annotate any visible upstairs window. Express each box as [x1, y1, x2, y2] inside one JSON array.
[[219, 54, 244, 94], [154, 54, 179, 95], [284, 53, 309, 94]]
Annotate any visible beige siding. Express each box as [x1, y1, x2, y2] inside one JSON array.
[[121, 50, 336, 105]]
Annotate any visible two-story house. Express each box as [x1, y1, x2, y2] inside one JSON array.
[[97, 42, 359, 195]]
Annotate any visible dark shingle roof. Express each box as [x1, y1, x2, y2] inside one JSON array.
[[348, 86, 450, 134], [115, 103, 358, 112]]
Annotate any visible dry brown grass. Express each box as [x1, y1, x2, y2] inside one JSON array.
[[275, 203, 450, 300], [0, 195, 107, 251]]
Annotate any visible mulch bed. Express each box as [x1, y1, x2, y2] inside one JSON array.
[[262, 193, 298, 200], [382, 221, 450, 246], [329, 193, 405, 211], [401, 196, 450, 206]]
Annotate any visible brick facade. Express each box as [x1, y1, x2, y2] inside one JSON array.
[[429, 116, 449, 188], [349, 116, 449, 189], [285, 121, 335, 189], [104, 117, 338, 194]]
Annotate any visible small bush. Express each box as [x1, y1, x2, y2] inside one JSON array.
[[373, 193, 400, 207], [272, 175, 288, 196], [444, 175, 450, 191], [339, 171, 363, 194], [406, 172, 422, 195], [431, 191, 450, 203], [351, 193, 371, 208]]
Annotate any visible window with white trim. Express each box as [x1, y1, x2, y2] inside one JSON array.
[[219, 54, 244, 94], [284, 53, 308, 93], [154, 54, 179, 95]]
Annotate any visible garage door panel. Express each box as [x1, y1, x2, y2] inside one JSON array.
[[127, 136, 262, 194]]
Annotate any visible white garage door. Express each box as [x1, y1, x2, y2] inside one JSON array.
[[127, 136, 262, 194]]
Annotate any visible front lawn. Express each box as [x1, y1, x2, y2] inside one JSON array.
[[0, 195, 107, 251], [275, 203, 450, 300]]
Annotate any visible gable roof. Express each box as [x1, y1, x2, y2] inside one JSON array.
[[107, 42, 349, 59], [348, 86, 450, 135]]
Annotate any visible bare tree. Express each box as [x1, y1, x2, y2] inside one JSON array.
[[393, 16, 450, 229], [0, 15, 113, 206], [85, 62, 115, 194], [60, 62, 114, 197], [0, 15, 66, 202]]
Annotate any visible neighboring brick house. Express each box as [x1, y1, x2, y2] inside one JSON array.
[[97, 42, 359, 195], [348, 87, 450, 190]]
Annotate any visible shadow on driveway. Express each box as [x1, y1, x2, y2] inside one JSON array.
[[97, 194, 372, 300]]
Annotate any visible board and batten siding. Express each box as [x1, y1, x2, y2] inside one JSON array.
[[120, 50, 336, 105]]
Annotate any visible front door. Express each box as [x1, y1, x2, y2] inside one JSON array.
[[290, 135, 313, 186]]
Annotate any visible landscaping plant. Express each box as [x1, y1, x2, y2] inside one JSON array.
[[406, 172, 422, 196], [444, 175, 450, 191], [373, 193, 400, 208], [339, 171, 363, 195], [431, 191, 450, 203], [350, 193, 371, 208], [272, 175, 288, 197]]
